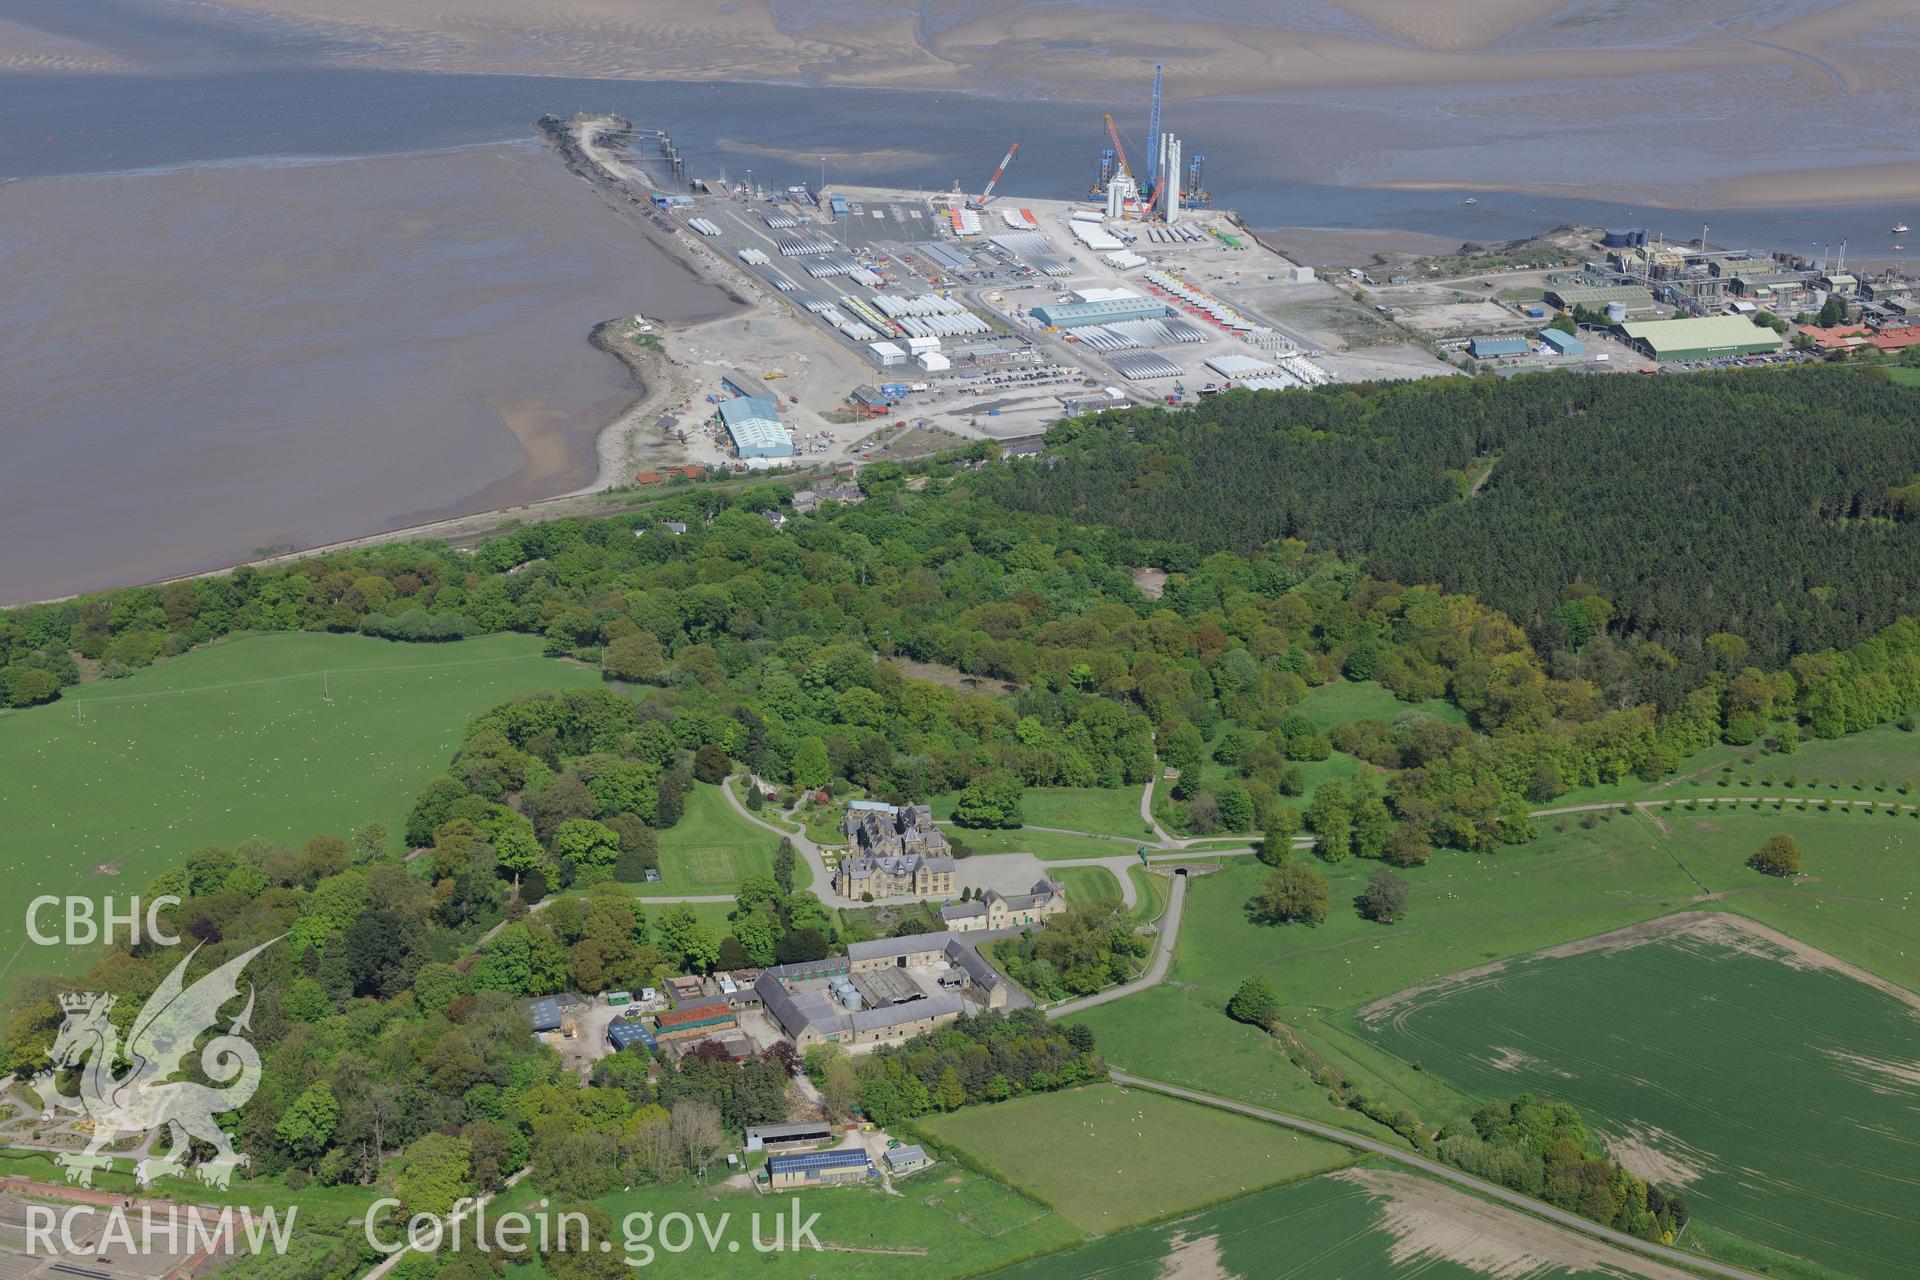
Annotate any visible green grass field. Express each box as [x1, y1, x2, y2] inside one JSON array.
[[1357, 921, 1920, 1280], [642, 782, 806, 896], [0, 1147, 371, 1279], [1075, 804, 1920, 1153], [493, 1162, 1080, 1279], [1294, 680, 1467, 729], [0, 632, 598, 992], [915, 1084, 1352, 1232], [1545, 725, 1920, 812], [1051, 865, 1122, 906], [1070, 803, 1920, 1277], [981, 1165, 1683, 1280], [929, 786, 1152, 852], [943, 826, 1134, 861], [1010, 786, 1153, 838], [1885, 366, 1920, 387], [1127, 866, 1171, 922]]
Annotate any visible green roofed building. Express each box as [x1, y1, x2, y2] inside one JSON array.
[[1543, 284, 1656, 312], [1618, 315, 1784, 361]]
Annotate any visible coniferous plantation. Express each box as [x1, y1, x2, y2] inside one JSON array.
[[986, 366, 1920, 664]]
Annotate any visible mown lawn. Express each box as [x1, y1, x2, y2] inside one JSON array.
[[915, 1084, 1352, 1232], [1127, 866, 1172, 922], [1051, 864, 1122, 906], [641, 782, 807, 896], [931, 786, 1151, 841], [0, 631, 599, 995], [943, 826, 1132, 861]]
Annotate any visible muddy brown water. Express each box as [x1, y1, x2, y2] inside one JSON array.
[[0, 141, 732, 601]]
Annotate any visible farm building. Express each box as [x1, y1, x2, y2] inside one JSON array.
[[766, 1148, 874, 1190], [606, 1020, 657, 1054], [1618, 316, 1784, 361], [717, 395, 795, 459], [1539, 329, 1586, 357], [885, 1145, 932, 1176], [1468, 336, 1529, 359], [654, 1001, 738, 1043], [745, 1121, 834, 1153], [528, 997, 563, 1033]]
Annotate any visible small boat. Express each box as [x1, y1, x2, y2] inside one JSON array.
[[1463, 197, 1479, 205], [1894, 222, 1911, 234]]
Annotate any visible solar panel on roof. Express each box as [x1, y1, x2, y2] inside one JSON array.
[[768, 1149, 872, 1172]]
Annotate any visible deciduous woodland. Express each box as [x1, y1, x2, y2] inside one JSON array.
[[7, 368, 1920, 1278]]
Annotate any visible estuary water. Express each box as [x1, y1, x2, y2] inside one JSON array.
[[0, 0, 1913, 600]]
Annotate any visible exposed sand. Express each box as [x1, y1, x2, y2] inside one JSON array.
[[24, 1, 1911, 207], [1821, 1048, 1920, 1091], [165, 0, 1920, 100], [1487, 1045, 1570, 1078], [1709, 161, 1920, 209], [0, 16, 129, 72], [1602, 1123, 1713, 1189], [1335, 1168, 1699, 1280], [1154, 1228, 1230, 1280], [1333, 0, 1569, 50]]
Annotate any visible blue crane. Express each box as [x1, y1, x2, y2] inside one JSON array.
[[1145, 61, 1163, 184]]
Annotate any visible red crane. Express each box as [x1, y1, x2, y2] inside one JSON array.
[[974, 141, 1019, 208], [1102, 115, 1133, 181]]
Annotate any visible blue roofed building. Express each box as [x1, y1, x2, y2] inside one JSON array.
[[528, 997, 562, 1033], [606, 1019, 657, 1054], [1031, 297, 1172, 328], [766, 1148, 875, 1190], [1539, 328, 1587, 357], [717, 395, 795, 460], [1468, 336, 1530, 358]]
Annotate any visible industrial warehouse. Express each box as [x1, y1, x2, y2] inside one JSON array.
[[552, 80, 1920, 484], [1619, 315, 1785, 361]]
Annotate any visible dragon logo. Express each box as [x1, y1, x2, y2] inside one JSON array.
[[38, 938, 278, 1190]]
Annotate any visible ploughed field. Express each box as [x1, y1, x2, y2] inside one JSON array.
[[1357, 915, 1920, 1280], [980, 1165, 1704, 1280]]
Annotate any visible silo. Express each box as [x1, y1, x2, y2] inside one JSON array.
[[1605, 300, 1628, 324]]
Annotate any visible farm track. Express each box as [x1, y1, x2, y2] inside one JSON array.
[[1108, 1073, 1771, 1280]]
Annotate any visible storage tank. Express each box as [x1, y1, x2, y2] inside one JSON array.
[[1601, 229, 1632, 248], [1605, 301, 1628, 324], [837, 988, 863, 1010]]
